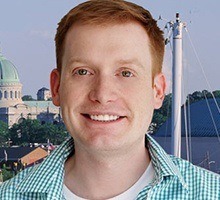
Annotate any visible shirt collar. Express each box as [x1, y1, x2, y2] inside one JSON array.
[[16, 136, 74, 195], [16, 134, 188, 195], [146, 134, 188, 190]]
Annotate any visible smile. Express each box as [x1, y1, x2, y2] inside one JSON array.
[[90, 114, 120, 122], [82, 114, 124, 122]]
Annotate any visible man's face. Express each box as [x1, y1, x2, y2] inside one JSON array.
[[51, 22, 165, 152]]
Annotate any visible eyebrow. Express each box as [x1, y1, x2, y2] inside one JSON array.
[[66, 57, 145, 69], [115, 58, 145, 69], [66, 58, 87, 66]]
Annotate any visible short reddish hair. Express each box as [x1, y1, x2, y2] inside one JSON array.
[[55, 0, 164, 77]]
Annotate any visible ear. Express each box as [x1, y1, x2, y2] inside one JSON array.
[[50, 69, 61, 106], [153, 73, 166, 109]]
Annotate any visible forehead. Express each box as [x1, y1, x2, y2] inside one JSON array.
[[62, 22, 152, 68]]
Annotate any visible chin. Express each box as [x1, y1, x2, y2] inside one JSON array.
[[78, 132, 125, 151]]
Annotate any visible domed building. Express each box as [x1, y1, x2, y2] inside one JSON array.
[[0, 54, 23, 107], [0, 53, 60, 126]]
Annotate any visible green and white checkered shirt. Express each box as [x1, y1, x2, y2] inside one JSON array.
[[1, 134, 220, 199]]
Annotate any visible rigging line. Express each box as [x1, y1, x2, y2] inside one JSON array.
[[164, 22, 173, 47], [196, 148, 220, 166], [203, 93, 220, 143], [183, 87, 190, 162], [196, 156, 209, 167], [181, 34, 193, 162], [186, 52, 193, 162], [182, 59, 190, 162], [184, 27, 220, 115], [183, 36, 193, 162], [164, 93, 172, 144], [182, 39, 190, 162], [163, 22, 169, 32], [163, 32, 174, 141], [187, 91, 193, 162]]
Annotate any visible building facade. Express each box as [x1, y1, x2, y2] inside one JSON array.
[[37, 87, 51, 101], [0, 53, 60, 127]]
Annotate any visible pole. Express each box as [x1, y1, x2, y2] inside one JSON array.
[[171, 13, 184, 157]]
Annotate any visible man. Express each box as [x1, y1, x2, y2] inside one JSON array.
[[1, 0, 219, 199]]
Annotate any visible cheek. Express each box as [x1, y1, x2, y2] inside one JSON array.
[[132, 87, 154, 118], [120, 79, 154, 108], [59, 84, 76, 109], [132, 86, 154, 106], [59, 81, 91, 111]]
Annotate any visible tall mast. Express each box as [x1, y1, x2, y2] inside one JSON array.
[[171, 13, 185, 157]]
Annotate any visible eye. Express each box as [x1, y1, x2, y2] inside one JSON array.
[[121, 70, 134, 77], [74, 69, 91, 76]]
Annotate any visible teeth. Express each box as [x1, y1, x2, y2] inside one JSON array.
[[90, 114, 120, 122]]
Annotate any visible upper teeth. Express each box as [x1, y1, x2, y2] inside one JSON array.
[[90, 115, 120, 122]]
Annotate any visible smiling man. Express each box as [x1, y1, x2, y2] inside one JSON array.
[[0, 0, 219, 199], [52, 18, 164, 200]]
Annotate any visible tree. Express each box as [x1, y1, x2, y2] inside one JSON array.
[[22, 95, 36, 101], [1, 166, 14, 182], [8, 119, 68, 146], [202, 90, 212, 98], [213, 90, 220, 98], [150, 94, 172, 133], [185, 90, 220, 105], [0, 121, 9, 146], [1, 168, 13, 182]]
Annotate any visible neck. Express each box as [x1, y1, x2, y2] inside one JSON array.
[[64, 138, 150, 199]]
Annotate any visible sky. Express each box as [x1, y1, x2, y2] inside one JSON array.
[[0, 0, 219, 98]]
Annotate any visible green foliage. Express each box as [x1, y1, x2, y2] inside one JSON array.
[[0, 121, 9, 146], [1, 166, 14, 182], [185, 90, 220, 105], [22, 95, 36, 101], [213, 90, 220, 98], [150, 94, 172, 133], [8, 119, 69, 146]]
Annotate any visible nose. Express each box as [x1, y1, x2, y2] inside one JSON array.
[[88, 76, 118, 104]]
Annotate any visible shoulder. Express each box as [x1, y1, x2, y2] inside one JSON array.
[[0, 138, 73, 199], [0, 165, 38, 197], [170, 155, 220, 179], [170, 155, 220, 196]]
